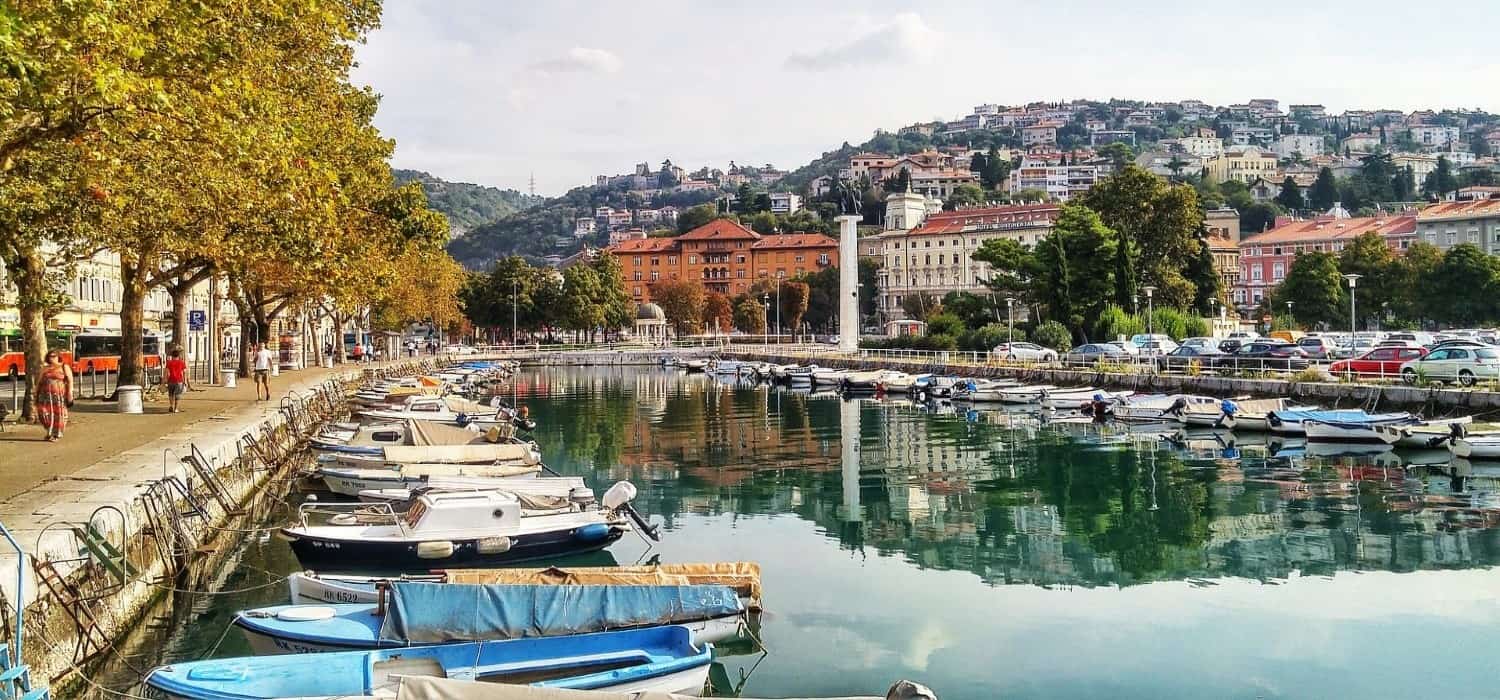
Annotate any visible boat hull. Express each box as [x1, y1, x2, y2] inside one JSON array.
[[239, 615, 743, 656], [285, 526, 625, 572]]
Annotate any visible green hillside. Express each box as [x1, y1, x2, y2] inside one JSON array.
[[393, 169, 541, 236]]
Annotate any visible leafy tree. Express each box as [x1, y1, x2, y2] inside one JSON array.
[[1392, 166, 1417, 201], [1392, 241, 1442, 322], [1472, 133, 1493, 158], [1269, 252, 1345, 328], [981, 146, 1009, 190], [1186, 235, 1223, 314], [1097, 142, 1135, 168], [1240, 202, 1283, 235], [925, 312, 966, 338], [1359, 153, 1397, 202], [590, 253, 635, 337], [1461, 169, 1496, 188], [777, 281, 810, 334], [1336, 232, 1397, 329], [943, 183, 986, 210], [941, 291, 999, 328], [1093, 305, 1145, 342], [1429, 244, 1500, 325], [884, 167, 911, 193], [1080, 164, 1202, 310], [972, 238, 1038, 303], [1309, 167, 1339, 211], [1033, 321, 1073, 352], [1033, 203, 1118, 336], [658, 159, 679, 188], [651, 278, 706, 335], [1275, 176, 1305, 211], [676, 204, 721, 233], [702, 292, 733, 333], [732, 296, 767, 334], [560, 266, 605, 340], [958, 323, 1011, 352], [1422, 156, 1459, 198], [901, 292, 942, 321]]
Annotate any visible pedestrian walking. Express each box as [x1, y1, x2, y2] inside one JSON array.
[[165, 346, 190, 413], [351, 342, 364, 363], [252, 342, 274, 401], [35, 349, 73, 442]]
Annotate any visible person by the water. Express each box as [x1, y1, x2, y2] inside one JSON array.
[[35, 349, 73, 442], [165, 345, 190, 413]]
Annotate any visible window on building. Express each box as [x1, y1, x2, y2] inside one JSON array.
[[924, 241, 930, 248], [632, 287, 641, 296], [737, 270, 745, 278], [1251, 266, 1263, 281], [668, 256, 677, 264], [650, 271, 659, 281], [737, 255, 746, 264], [633, 271, 642, 281], [651, 257, 659, 265], [688, 255, 696, 264], [925, 255, 931, 265], [1272, 263, 1284, 280], [634, 257, 642, 266]]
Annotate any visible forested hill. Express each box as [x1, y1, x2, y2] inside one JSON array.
[[445, 183, 720, 270], [393, 169, 540, 237]]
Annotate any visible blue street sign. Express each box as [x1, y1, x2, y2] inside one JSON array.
[[188, 310, 207, 331]]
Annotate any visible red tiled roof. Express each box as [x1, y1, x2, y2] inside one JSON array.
[[1239, 215, 1417, 247], [908, 203, 1061, 236], [677, 219, 760, 241], [750, 233, 838, 250], [607, 237, 678, 253], [1417, 199, 1500, 221]]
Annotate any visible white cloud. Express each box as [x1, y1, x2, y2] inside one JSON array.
[[527, 47, 623, 75], [786, 13, 942, 71]]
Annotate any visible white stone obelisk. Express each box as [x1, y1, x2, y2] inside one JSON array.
[[835, 215, 860, 353]]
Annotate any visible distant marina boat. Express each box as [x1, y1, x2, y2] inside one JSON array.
[[1269, 409, 1412, 437], [143, 625, 712, 699], [1040, 388, 1133, 410], [1373, 417, 1484, 448]]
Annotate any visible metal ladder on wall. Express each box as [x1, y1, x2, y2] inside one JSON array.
[[0, 521, 48, 699]]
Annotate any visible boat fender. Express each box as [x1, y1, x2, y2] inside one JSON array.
[[574, 523, 612, 543], [329, 514, 358, 526], [476, 536, 512, 554], [416, 541, 455, 559]]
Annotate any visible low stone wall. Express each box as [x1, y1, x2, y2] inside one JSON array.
[[722, 351, 1500, 413]]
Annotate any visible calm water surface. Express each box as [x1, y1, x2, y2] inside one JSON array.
[[147, 366, 1500, 699]]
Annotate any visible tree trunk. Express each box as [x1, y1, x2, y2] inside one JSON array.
[[6, 248, 50, 419], [118, 256, 149, 388], [169, 283, 190, 355]]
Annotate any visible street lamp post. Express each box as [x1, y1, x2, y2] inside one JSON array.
[[1142, 286, 1156, 335], [1343, 273, 1361, 339], [1005, 297, 1015, 344], [511, 279, 518, 345], [1285, 300, 1294, 328], [775, 272, 783, 344], [761, 293, 770, 340]]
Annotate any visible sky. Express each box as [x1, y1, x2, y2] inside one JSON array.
[[352, 1, 1500, 197]]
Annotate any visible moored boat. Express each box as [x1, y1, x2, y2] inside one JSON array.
[[316, 464, 547, 498], [1268, 409, 1409, 437], [1374, 417, 1486, 448], [143, 625, 712, 699], [1451, 436, 1500, 459], [1110, 394, 1219, 421], [1040, 388, 1132, 410], [994, 384, 1056, 404]]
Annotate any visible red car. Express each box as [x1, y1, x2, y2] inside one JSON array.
[[1329, 346, 1428, 378]]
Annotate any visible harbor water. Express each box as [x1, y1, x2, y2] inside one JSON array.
[[128, 366, 1500, 698]]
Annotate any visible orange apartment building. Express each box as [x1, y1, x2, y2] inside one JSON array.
[[605, 219, 839, 303]]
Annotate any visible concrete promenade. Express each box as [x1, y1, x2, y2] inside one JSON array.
[[0, 356, 436, 687]]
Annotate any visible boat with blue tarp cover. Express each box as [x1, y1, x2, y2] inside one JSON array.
[[233, 583, 746, 654], [1266, 409, 1409, 436], [142, 625, 712, 699]]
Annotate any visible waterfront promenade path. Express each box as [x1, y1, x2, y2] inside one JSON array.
[[0, 364, 362, 502]]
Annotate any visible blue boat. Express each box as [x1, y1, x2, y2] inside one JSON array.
[[233, 583, 745, 654], [1266, 409, 1410, 436], [144, 625, 712, 699]]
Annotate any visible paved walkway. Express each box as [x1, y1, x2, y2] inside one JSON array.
[[0, 363, 375, 502]]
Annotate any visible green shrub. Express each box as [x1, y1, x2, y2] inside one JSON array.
[[1093, 305, 1144, 342], [958, 323, 1010, 352], [1150, 308, 1189, 340], [1033, 321, 1073, 352], [925, 312, 966, 338], [1182, 316, 1210, 338]]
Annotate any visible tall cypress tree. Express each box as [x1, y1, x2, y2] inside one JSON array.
[[1309, 167, 1338, 210]]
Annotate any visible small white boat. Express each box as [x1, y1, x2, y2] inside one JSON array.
[[1111, 394, 1219, 421], [317, 464, 551, 498], [995, 384, 1057, 404], [768, 364, 797, 379], [1218, 402, 1317, 432], [709, 359, 743, 375], [1452, 436, 1500, 459], [785, 365, 817, 383], [1040, 388, 1133, 410], [682, 359, 708, 372], [843, 370, 904, 392], [953, 378, 1023, 402], [878, 373, 929, 394], [811, 368, 849, 385], [1373, 417, 1483, 448], [1269, 409, 1409, 437]]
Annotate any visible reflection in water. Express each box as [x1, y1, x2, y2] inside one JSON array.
[[148, 366, 1500, 699]]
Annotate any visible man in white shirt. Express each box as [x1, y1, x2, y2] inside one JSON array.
[[252, 342, 274, 400]]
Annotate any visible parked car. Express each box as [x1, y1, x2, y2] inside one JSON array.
[[1064, 343, 1131, 364], [1333, 337, 1378, 359], [1269, 330, 1306, 343], [1400, 346, 1500, 386], [1386, 331, 1435, 346], [1214, 341, 1311, 371], [1329, 346, 1428, 378], [1106, 340, 1142, 355], [1136, 339, 1180, 357], [1155, 346, 1226, 372], [1218, 338, 1247, 353], [1427, 338, 1489, 351], [1179, 337, 1219, 351], [1297, 336, 1341, 360], [1129, 333, 1174, 347], [992, 342, 1058, 362]]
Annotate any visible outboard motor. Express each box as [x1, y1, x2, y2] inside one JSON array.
[[603, 481, 660, 541], [1214, 398, 1238, 429], [1166, 396, 1188, 417]]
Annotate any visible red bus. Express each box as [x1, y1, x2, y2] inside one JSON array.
[[70, 331, 163, 374], [0, 330, 74, 379]]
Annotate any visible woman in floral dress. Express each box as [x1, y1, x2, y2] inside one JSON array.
[[35, 350, 73, 442]]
